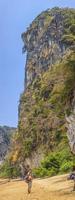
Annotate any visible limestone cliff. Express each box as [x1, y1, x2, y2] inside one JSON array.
[[9, 8, 75, 169], [21, 7, 75, 89]]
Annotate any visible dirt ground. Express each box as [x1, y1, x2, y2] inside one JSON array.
[[0, 174, 75, 200]]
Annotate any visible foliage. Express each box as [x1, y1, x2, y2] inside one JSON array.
[[0, 160, 20, 178], [15, 50, 75, 167], [33, 147, 74, 177]]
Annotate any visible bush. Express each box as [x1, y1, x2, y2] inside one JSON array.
[[33, 167, 48, 177], [0, 160, 20, 178], [41, 153, 60, 171], [33, 166, 58, 178], [60, 161, 73, 173], [33, 148, 73, 178], [46, 167, 58, 176]]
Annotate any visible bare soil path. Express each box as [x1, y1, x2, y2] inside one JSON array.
[[0, 174, 75, 200]]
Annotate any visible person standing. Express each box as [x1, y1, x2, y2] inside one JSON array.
[[25, 169, 33, 194]]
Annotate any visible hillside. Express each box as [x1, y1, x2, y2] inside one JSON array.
[[0, 126, 16, 163], [2, 7, 75, 177]]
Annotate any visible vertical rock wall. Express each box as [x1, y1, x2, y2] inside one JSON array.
[[22, 8, 67, 90]]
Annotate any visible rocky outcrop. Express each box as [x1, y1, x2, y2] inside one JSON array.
[[66, 91, 75, 154], [0, 126, 16, 163], [21, 7, 75, 89], [66, 113, 75, 154], [17, 8, 75, 167]]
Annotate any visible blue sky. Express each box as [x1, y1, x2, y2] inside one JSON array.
[[0, 0, 75, 127]]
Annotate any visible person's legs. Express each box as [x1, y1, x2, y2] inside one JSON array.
[[28, 181, 32, 193]]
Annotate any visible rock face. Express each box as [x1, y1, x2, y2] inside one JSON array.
[[22, 7, 75, 89], [16, 7, 75, 167], [66, 113, 75, 154], [0, 126, 16, 163], [66, 92, 75, 154]]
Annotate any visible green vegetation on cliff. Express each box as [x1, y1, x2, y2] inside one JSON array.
[[5, 49, 75, 178], [33, 147, 73, 177], [18, 50, 75, 159]]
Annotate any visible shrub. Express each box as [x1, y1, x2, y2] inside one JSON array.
[[33, 147, 73, 178], [60, 161, 73, 173], [33, 167, 47, 177], [0, 160, 20, 178]]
